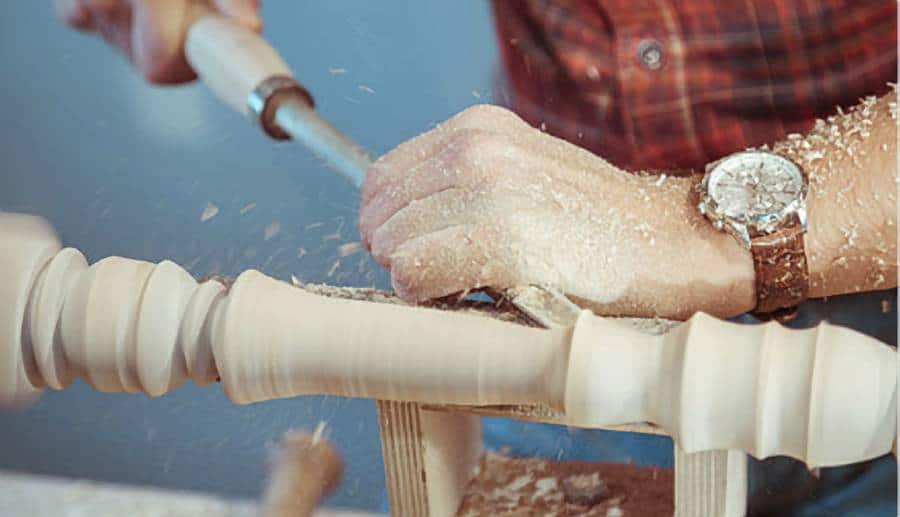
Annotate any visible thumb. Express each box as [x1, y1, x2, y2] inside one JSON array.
[[131, 0, 196, 83], [55, 0, 94, 30], [212, 0, 263, 32]]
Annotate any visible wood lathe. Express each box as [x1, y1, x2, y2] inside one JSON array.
[[0, 212, 895, 466], [0, 6, 896, 517]]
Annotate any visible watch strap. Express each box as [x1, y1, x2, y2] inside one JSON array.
[[750, 223, 809, 314]]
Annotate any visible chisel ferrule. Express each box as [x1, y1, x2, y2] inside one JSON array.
[[247, 76, 315, 141]]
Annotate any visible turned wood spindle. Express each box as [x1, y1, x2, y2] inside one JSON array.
[[0, 213, 895, 469]]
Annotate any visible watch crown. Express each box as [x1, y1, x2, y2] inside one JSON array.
[[698, 201, 706, 215], [713, 220, 724, 230]]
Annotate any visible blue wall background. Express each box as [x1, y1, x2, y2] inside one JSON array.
[[0, 2, 501, 510]]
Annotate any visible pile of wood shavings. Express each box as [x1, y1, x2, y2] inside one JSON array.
[[458, 453, 672, 516]]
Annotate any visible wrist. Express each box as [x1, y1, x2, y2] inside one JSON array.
[[578, 173, 755, 320], [661, 175, 756, 318]]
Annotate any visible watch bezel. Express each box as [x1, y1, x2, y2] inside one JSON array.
[[698, 151, 808, 248]]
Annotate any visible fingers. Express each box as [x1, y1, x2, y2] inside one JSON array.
[[58, 0, 264, 84], [361, 105, 526, 213], [369, 187, 481, 265], [360, 127, 527, 254], [212, 0, 263, 32], [82, 0, 134, 57], [56, 0, 93, 30], [361, 127, 465, 215], [389, 224, 517, 302], [131, 0, 195, 83], [359, 105, 534, 302], [130, 0, 263, 84], [360, 130, 496, 250]]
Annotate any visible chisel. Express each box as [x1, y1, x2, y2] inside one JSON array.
[[184, 6, 581, 327]]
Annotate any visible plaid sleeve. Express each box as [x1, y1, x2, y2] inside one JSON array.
[[492, 0, 897, 172]]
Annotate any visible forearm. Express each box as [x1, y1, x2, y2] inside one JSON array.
[[360, 99, 895, 319], [772, 91, 898, 298], [618, 91, 898, 319], [574, 172, 755, 320]]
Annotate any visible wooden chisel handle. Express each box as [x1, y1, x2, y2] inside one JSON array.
[[183, 3, 314, 140]]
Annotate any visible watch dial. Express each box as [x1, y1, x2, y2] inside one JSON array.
[[708, 152, 804, 222]]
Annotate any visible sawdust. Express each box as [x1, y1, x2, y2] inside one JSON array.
[[326, 260, 340, 277], [200, 202, 219, 222], [264, 221, 281, 240], [337, 242, 362, 257], [770, 87, 897, 296], [457, 453, 672, 517]]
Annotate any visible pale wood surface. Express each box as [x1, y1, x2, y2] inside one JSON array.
[[377, 401, 430, 517], [2, 212, 894, 466], [0, 214, 60, 407], [420, 410, 482, 517], [0, 471, 379, 517], [3, 212, 897, 517], [377, 404, 483, 517], [674, 449, 748, 517]]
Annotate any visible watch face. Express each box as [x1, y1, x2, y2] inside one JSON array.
[[706, 152, 805, 225]]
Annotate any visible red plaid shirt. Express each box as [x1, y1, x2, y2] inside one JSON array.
[[492, 0, 897, 172]]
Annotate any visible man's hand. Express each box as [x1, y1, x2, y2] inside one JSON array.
[[56, 0, 262, 84], [361, 91, 897, 319], [360, 105, 756, 319]]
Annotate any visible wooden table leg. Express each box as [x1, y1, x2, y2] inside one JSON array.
[[675, 448, 748, 517], [377, 401, 481, 517]]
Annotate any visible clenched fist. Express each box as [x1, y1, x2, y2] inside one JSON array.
[[56, 0, 262, 83], [360, 105, 755, 319]]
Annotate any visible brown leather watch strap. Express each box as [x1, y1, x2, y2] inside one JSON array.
[[751, 224, 810, 315]]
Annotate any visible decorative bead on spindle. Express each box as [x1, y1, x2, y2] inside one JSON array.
[[29, 254, 225, 396], [564, 311, 896, 468], [2, 213, 225, 400]]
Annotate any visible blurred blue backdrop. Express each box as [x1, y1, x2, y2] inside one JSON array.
[[0, 2, 503, 510]]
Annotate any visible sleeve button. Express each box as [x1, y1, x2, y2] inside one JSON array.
[[637, 39, 664, 70]]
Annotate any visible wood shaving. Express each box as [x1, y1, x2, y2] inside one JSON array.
[[326, 260, 341, 278], [264, 222, 281, 240], [200, 202, 219, 222], [338, 242, 362, 257]]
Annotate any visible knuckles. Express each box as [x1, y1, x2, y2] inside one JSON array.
[[447, 104, 525, 130], [360, 106, 527, 260], [443, 130, 519, 184]]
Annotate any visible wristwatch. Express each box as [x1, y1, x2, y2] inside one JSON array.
[[697, 150, 810, 316]]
